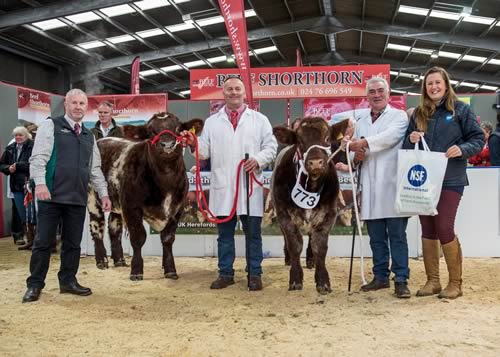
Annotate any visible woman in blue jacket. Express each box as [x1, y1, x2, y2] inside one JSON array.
[[403, 66, 484, 299]]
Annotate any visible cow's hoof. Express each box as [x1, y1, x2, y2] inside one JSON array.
[[114, 259, 128, 267], [164, 272, 179, 280], [306, 261, 315, 269], [96, 261, 108, 270], [288, 282, 303, 291], [316, 284, 332, 295], [129, 274, 144, 281]]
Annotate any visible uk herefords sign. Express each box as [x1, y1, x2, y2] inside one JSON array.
[[190, 65, 390, 100]]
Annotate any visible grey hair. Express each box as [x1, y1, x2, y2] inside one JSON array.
[[13, 126, 32, 140], [97, 101, 113, 109], [365, 77, 389, 96], [65, 88, 87, 101], [480, 122, 493, 135]]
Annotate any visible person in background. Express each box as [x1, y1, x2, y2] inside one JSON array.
[[489, 113, 500, 166], [22, 88, 111, 303], [183, 76, 277, 291], [346, 77, 411, 298], [403, 66, 484, 299], [91, 101, 123, 139], [468, 122, 493, 166], [0, 126, 34, 246]]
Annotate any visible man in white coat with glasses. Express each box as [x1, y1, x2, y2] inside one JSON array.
[[343, 77, 411, 298]]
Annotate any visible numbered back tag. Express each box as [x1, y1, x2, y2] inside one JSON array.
[[291, 181, 321, 209]]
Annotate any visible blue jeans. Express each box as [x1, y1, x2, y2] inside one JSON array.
[[217, 215, 263, 278], [13, 191, 26, 224], [366, 217, 409, 283]]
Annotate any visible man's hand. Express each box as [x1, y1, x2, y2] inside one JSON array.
[[348, 138, 368, 152], [101, 196, 112, 212], [243, 158, 259, 172], [335, 162, 349, 172], [8, 163, 16, 173], [35, 184, 51, 200], [354, 149, 366, 162], [446, 145, 462, 158], [179, 130, 196, 149], [409, 131, 424, 144]]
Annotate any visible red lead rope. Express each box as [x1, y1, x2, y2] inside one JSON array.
[[191, 134, 263, 224], [149, 129, 263, 224]]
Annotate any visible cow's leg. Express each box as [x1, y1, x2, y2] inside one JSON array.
[[124, 208, 146, 281], [283, 226, 291, 266], [109, 212, 127, 267], [278, 214, 303, 290], [306, 235, 315, 269], [311, 230, 332, 295], [88, 192, 108, 269], [160, 210, 182, 280]]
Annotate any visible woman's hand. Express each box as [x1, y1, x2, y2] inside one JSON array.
[[446, 145, 463, 158], [409, 131, 424, 144]]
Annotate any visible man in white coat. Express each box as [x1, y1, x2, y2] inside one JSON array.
[[195, 76, 277, 291], [346, 77, 411, 298]]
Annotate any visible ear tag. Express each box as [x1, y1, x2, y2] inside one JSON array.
[[189, 127, 196, 134]]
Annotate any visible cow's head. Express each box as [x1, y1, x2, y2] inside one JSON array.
[[273, 117, 349, 180], [145, 112, 203, 155]]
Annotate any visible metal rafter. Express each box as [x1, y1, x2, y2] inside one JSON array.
[[72, 15, 500, 76], [448, 48, 472, 71], [361, 0, 366, 24], [381, 35, 390, 58], [402, 39, 417, 63], [480, 17, 500, 37], [390, 0, 401, 25], [420, 1, 436, 29], [284, 0, 295, 22], [472, 51, 499, 73], [0, 0, 136, 28], [358, 31, 363, 56], [270, 37, 287, 61], [296, 32, 308, 56], [247, 0, 266, 26]]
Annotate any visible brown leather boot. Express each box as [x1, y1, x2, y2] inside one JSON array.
[[438, 237, 463, 299], [416, 238, 442, 296], [18, 223, 35, 250]]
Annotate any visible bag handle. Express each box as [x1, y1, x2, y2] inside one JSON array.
[[414, 135, 430, 152]]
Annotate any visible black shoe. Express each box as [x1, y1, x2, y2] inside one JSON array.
[[360, 278, 390, 292], [60, 282, 92, 296], [210, 276, 235, 289], [22, 287, 42, 303], [248, 276, 263, 291], [395, 282, 411, 299]]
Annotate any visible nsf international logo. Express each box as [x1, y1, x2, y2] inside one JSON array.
[[407, 165, 427, 187]]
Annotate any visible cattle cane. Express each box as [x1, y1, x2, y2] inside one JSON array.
[[347, 161, 363, 293], [244, 153, 251, 290]]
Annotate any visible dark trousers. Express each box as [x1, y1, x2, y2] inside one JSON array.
[[27, 201, 86, 289], [217, 215, 263, 278], [11, 198, 22, 235], [420, 189, 462, 245]]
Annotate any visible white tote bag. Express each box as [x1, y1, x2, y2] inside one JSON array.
[[395, 137, 448, 216]]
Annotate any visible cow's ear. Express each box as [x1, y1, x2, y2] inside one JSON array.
[[181, 118, 204, 135], [329, 119, 350, 143], [273, 126, 297, 145], [123, 124, 149, 141]]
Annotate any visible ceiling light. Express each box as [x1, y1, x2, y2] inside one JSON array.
[[397, 5, 429, 16], [430, 50, 439, 58], [463, 15, 494, 25], [32, 19, 67, 30], [480, 85, 498, 91], [391, 89, 407, 94], [390, 71, 399, 76], [412, 48, 433, 55], [179, 90, 191, 95], [167, 22, 195, 32], [78, 40, 106, 49], [136, 28, 164, 38], [139, 69, 160, 76], [65, 12, 100, 24], [430, 10, 461, 21], [134, 0, 170, 10], [461, 6, 472, 17], [459, 82, 479, 88], [159, 64, 182, 72], [101, 4, 135, 17], [438, 50, 461, 59], [107, 34, 135, 44], [226, 55, 235, 63], [207, 56, 227, 64], [387, 43, 411, 52], [488, 59, 500, 65], [253, 46, 278, 54], [408, 92, 420, 95], [463, 55, 487, 63]]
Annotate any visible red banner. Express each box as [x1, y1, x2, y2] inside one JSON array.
[[190, 65, 390, 100], [83, 94, 167, 126], [303, 96, 407, 121], [131, 56, 141, 95], [17, 87, 52, 125], [218, 0, 254, 108]]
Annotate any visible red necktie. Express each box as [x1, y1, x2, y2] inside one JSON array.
[[74, 123, 81, 136], [230, 111, 238, 130]]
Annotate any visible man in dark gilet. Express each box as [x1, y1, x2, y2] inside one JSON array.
[[22, 89, 112, 303]]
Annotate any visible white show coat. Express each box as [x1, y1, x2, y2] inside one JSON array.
[[198, 106, 277, 217], [353, 105, 409, 220]]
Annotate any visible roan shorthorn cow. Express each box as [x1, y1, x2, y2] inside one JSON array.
[[88, 112, 203, 280], [272, 117, 349, 294]]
